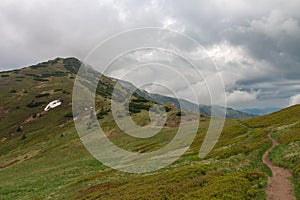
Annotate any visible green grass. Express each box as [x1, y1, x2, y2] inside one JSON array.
[[268, 141, 300, 199], [254, 110, 300, 199], [1, 57, 300, 199]]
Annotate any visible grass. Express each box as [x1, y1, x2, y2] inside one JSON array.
[[1, 57, 300, 199], [268, 141, 300, 198], [249, 108, 300, 199]]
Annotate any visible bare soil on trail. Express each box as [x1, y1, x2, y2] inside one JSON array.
[[262, 134, 295, 200]]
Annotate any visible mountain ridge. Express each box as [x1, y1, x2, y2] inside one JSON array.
[[0, 57, 256, 120], [1, 57, 299, 199]]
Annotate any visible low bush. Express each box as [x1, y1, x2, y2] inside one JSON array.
[[27, 101, 46, 108], [30, 63, 48, 69], [54, 89, 63, 92], [97, 108, 110, 119], [16, 127, 22, 132], [131, 97, 150, 103], [1, 74, 9, 77], [129, 102, 151, 113], [35, 93, 50, 98], [64, 112, 73, 118], [33, 78, 49, 82]]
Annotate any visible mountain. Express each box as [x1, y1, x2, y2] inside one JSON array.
[[114, 79, 256, 118], [240, 107, 283, 116], [0, 57, 183, 140], [0, 57, 299, 199], [149, 93, 257, 118]]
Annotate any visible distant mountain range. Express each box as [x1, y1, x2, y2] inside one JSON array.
[[239, 107, 283, 116], [116, 78, 256, 118], [147, 93, 257, 118]]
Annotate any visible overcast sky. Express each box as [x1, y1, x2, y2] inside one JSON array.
[[1, 0, 300, 109]]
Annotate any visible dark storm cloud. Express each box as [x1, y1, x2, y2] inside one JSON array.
[[0, 0, 299, 108]]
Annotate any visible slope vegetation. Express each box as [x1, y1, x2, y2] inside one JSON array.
[[0, 58, 299, 199]]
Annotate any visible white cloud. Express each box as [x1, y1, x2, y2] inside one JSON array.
[[226, 90, 260, 105], [0, 0, 300, 109], [290, 94, 300, 106], [206, 41, 274, 87]]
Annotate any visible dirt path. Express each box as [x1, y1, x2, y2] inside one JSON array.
[[262, 133, 295, 200]]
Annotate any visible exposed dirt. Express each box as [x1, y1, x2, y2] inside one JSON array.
[[21, 111, 47, 125], [0, 149, 41, 169], [262, 133, 295, 200], [0, 106, 10, 120]]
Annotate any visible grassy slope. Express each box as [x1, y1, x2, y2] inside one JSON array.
[[0, 58, 299, 199], [245, 105, 300, 199]]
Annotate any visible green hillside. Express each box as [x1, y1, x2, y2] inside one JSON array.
[[0, 58, 299, 199]]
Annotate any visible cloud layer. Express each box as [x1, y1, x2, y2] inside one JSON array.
[[0, 0, 299, 109]]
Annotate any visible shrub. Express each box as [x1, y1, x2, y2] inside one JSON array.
[[30, 63, 48, 69], [176, 111, 186, 116], [27, 101, 46, 108], [32, 113, 37, 118], [54, 89, 63, 92], [131, 97, 150, 103], [35, 93, 50, 98], [17, 127, 22, 132], [41, 71, 67, 78], [10, 89, 17, 93], [129, 102, 151, 110], [97, 108, 110, 119], [1, 74, 9, 77], [25, 73, 40, 77], [164, 106, 172, 112], [64, 112, 73, 118], [196, 175, 255, 199], [33, 78, 49, 82]]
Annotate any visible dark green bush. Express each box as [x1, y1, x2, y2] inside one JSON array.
[[25, 73, 40, 77], [176, 111, 186, 116], [35, 93, 50, 98], [64, 112, 73, 118], [164, 106, 172, 112], [131, 97, 150, 103], [1, 74, 9, 77], [30, 63, 48, 69], [41, 71, 67, 78], [17, 127, 22, 132], [97, 108, 110, 119], [129, 102, 151, 114], [54, 89, 63, 92], [32, 113, 37, 118], [21, 134, 26, 140], [27, 101, 46, 108], [33, 78, 49, 82]]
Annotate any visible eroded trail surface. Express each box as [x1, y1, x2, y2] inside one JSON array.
[[262, 134, 295, 200]]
